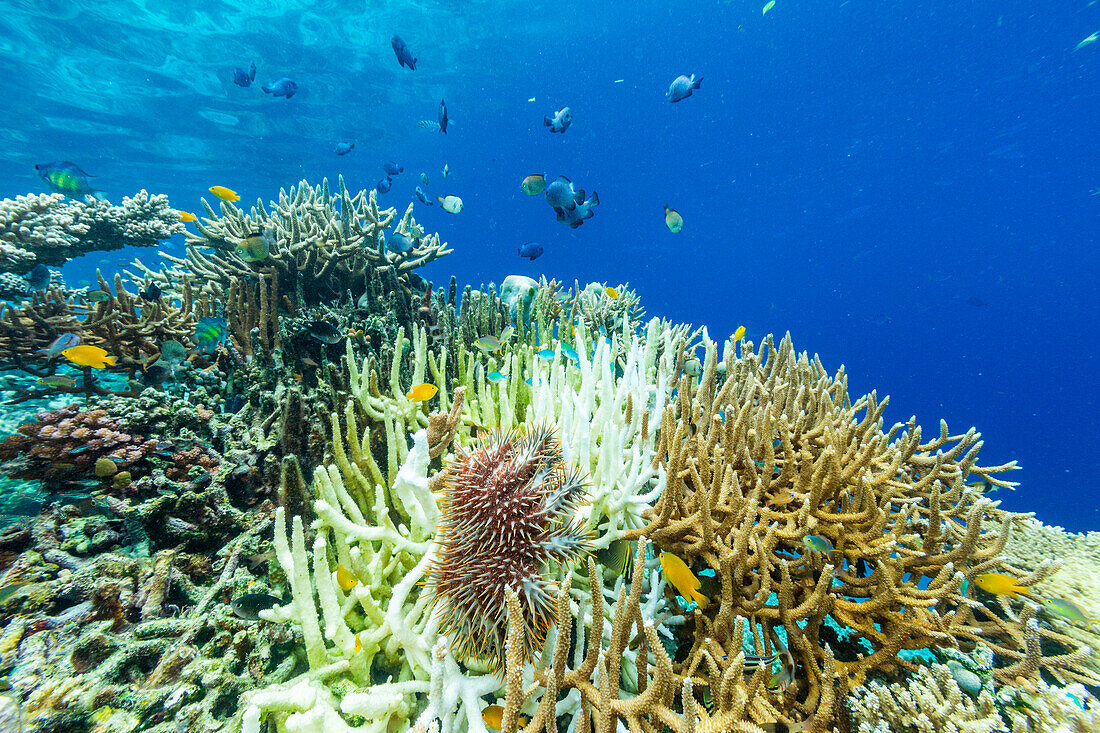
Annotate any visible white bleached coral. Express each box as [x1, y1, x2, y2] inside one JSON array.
[[0, 191, 183, 274]]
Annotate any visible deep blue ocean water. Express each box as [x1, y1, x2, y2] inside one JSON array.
[[0, 1, 1096, 530]]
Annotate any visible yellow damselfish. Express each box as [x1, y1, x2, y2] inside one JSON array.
[[62, 345, 116, 369], [605, 286, 619, 299], [179, 211, 197, 222], [336, 564, 358, 592], [482, 705, 527, 730], [659, 551, 707, 608], [406, 383, 439, 402], [733, 325, 746, 341], [209, 186, 239, 202], [974, 573, 1031, 598]]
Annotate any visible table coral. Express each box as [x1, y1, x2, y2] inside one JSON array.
[[0, 191, 183, 275]]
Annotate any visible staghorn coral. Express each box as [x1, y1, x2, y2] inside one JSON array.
[[425, 423, 591, 673], [131, 177, 452, 309], [847, 663, 1006, 733], [0, 191, 184, 274], [624, 330, 1035, 721]]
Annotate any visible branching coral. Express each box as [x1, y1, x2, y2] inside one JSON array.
[[624, 330, 1037, 722], [0, 191, 183, 274], [847, 663, 1006, 733], [131, 178, 451, 309]]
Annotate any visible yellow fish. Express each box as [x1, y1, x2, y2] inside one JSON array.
[[973, 573, 1031, 598], [406, 383, 439, 402], [482, 705, 527, 730], [62, 345, 116, 369], [664, 205, 683, 233], [336, 564, 358, 592], [659, 551, 707, 608], [733, 325, 746, 341], [353, 634, 362, 653], [209, 186, 239, 202], [605, 286, 619, 299], [179, 211, 197, 222]]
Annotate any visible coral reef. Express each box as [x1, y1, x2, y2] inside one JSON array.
[[0, 191, 183, 274]]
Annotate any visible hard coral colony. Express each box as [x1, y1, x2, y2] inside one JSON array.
[[0, 110, 1091, 733]]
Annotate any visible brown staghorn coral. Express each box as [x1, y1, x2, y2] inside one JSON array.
[[623, 332, 1041, 716], [130, 177, 452, 309], [0, 191, 184, 274], [490, 538, 836, 733]]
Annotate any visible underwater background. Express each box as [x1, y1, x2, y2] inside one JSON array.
[[0, 1, 1096, 527]]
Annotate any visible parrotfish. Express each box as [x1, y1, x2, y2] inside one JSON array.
[[36, 333, 81, 359], [35, 161, 105, 200], [191, 317, 228, 355]]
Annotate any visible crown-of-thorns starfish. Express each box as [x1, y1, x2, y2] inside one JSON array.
[[425, 422, 591, 672]]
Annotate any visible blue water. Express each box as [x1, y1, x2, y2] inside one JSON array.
[[0, 1, 1096, 529]]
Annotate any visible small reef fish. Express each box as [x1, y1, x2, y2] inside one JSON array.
[[37, 375, 78, 388], [442, 163, 449, 177], [518, 241, 543, 260], [420, 172, 429, 185], [763, 0, 776, 15], [595, 539, 634, 575], [733, 325, 746, 341], [803, 535, 834, 553], [536, 348, 555, 361], [544, 106, 573, 133], [545, 175, 582, 212], [140, 282, 162, 301], [561, 345, 579, 362], [414, 186, 433, 206], [336, 564, 358, 592], [605, 286, 619, 299], [383, 161, 403, 176], [62, 345, 115, 369], [387, 232, 417, 254], [487, 371, 508, 384], [973, 573, 1032, 598], [475, 336, 501, 352], [209, 186, 239, 202], [499, 326, 514, 341], [437, 195, 463, 213], [233, 62, 256, 87], [406, 383, 438, 402], [659, 551, 708, 608], [1042, 597, 1097, 628], [522, 174, 546, 196], [262, 77, 298, 98], [230, 593, 285, 621], [482, 705, 527, 730], [665, 205, 684, 233], [25, 264, 51, 290], [191, 317, 228, 355], [85, 289, 111, 302], [391, 35, 418, 69], [438, 98, 449, 134], [35, 161, 105, 199], [334, 141, 355, 155], [155, 340, 188, 376], [376, 177, 393, 194], [179, 211, 197, 222], [235, 231, 272, 262], [306, 321, 344, 345], [562, 191, 599, 228], [415, 120, 442, 131], [36, 333, 80, 359], [1074, 31, 1098, 51], [666, 74, 703, 103]]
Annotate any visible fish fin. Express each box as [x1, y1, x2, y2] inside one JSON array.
[[574, 189, 585, 204], [104, 356, 117, 366], [262, 85, 272, 93], [693, 75, 703, 89], [569, 219, 583, 229], [589, 191, 599, 206], [90, 190, 108, 202], [544, 116, 552, 126], [555, 175, 572, 184], [553, 206, 565, 221]]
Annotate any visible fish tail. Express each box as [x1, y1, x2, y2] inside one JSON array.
[[693, 75, 703, 89], [544, 116, 552, 126], [104, 356, 117, 366]]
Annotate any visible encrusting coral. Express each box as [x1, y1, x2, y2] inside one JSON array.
[[0, 191, 183, 274]]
